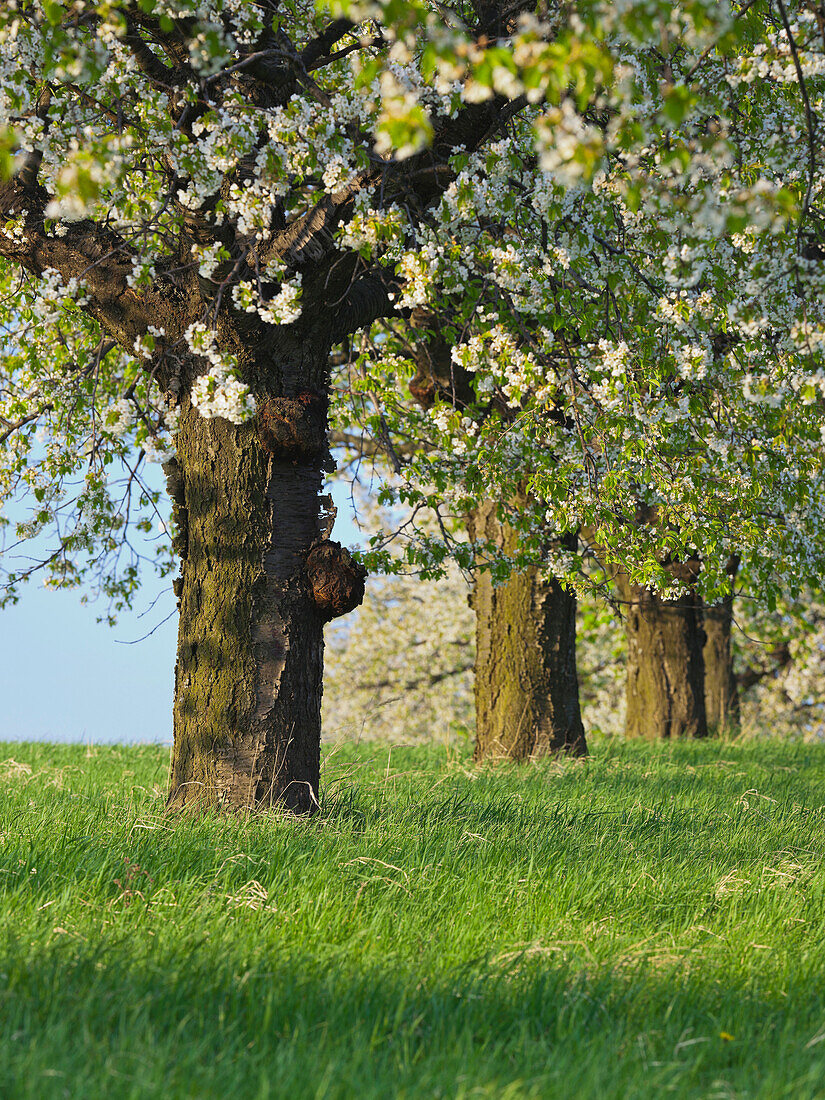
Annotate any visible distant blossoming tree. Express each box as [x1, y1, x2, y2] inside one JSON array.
[[329, 0, 825, 742]]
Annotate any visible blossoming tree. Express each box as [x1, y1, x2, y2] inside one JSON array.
[[0, 0, 619, 810], [329, 0, 825, 744], [3, 0, 825, 812], [333, 327, 589, 758]]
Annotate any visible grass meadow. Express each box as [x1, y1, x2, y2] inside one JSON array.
[[1, 737, 825, 1099]]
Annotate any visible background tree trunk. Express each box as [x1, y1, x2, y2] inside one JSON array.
[[470, 503, 586, 760], [703, 596, 741, 736], [618, 576, 708, 739], [166, 400, 327, 813]]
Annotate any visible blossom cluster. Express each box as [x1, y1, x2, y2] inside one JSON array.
[[190, 365, 256, 424]]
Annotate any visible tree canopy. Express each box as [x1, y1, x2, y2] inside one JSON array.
[[1, 0, 824, 614], [326, 0, 825, 608]]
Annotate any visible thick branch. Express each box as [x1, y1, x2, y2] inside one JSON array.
[[123, 7, 198, 74], [122, 16, 185, 89], [301, 18, 355, 70], [266, 91, 527, 279], [328, 267, 404, 343], [0, 171, 200, 380]]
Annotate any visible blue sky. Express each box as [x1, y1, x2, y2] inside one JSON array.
[[0, 478, 363, 745]]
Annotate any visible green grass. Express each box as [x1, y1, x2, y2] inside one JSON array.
[[1, 738, 825, 1099]]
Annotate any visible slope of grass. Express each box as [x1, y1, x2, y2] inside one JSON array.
[[1, 737, 825, 1099]]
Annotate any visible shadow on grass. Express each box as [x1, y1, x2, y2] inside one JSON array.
[[1, 937, 824, 1100], [3, 741, 825, 1098]]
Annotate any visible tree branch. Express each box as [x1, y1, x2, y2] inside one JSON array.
[[360, 660, 474, 694], [0, 408, 50, 446], [300, 18, 355, 70], [0, 169, 200, 379], [266, 89, 527, 279], [121, 14, 188, 90], [736, 643, 792, 693], [329, 430, 418, 458], [328, 267, 404, 343]]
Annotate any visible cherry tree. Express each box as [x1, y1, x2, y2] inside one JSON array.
[[332, 327, 590, 758], [0, 0, 618, 810], [3, 0, 825, 813], [324, 565, 475, 744], [329, 1, 825, 741]]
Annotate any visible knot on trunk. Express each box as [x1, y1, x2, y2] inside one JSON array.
[[305, 540, 366, 621], [257, 392, 328, 460]]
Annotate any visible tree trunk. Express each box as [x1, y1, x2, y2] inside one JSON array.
[[703, 596, 741, 735], [618, 576, 708, 739], [470, 503, 586, 760]]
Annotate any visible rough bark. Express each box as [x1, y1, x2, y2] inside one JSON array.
[[469, 502, 586, 760], [617, 575, 708, 739], [166, 398, 328, 813], [703, 596, 741, 736]]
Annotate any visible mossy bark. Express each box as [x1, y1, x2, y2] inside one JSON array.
[[703, 596, 740, 736], [470, 503, 586, 761], [618, 575, 708, 739], [166, 400, 327, 813]]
